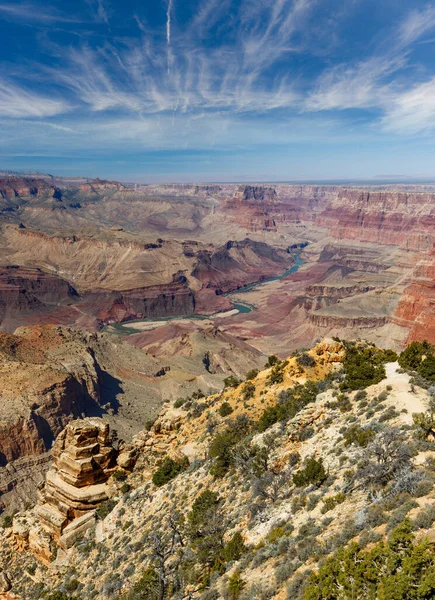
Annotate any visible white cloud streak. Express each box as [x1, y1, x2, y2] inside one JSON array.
[[306, 2, 435, 133], [34, 0, 312, 116], [4, 0, 435, 142], [97, 0, 109, 25], [167, 0, 173, 74], [0, 2, 78, 23], [381, 78, 435, 133], [0, 80, 69, 117]]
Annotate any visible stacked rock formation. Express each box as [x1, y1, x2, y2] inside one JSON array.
[[35, 419, 117, 545], [12, 418, 118, 561]]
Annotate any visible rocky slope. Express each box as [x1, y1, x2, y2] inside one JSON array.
[[3, 338, 435, 599], [0, 323, 264, 515]]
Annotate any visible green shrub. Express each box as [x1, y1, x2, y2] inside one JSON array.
[[223, 532, 247, 562], [242, 382, 256, 400], [219, 402, 234, 417], [337, 394, 352, 413], [413, 412, 435, 439], [112, 469, 127, 482], [304, 520, 435, 600], [188, 490, 225, 569], [344, 425, 376, 448], [321, 493, 345, 514], [228, 572, 246, 599], [224, 375, 241, 388], [267, 526, 286, 543], [267, 361, 288, 385], [399, 340, 432, 370], [2, 515, 12, 528], [413, 505, 435, 530], [209, 417, 251, 477], [96, 499, 117, 520], [126, 567, 159, 600], [174, 397, 186, 408], [265, 355, 280, 368], [245, 369, 259, 381], [293, 457, 327, 488], [152, 456, 189, 487], [257, 381, 322, 432], [297, 353, 316, 368], [379, 407, 399, 422], [340, 343, 389, 391], [296, 426, 315, 441], [399, 341, 435, 383], [144, 419, 155, 431]]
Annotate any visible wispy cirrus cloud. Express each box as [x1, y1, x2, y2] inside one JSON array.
[[0, 2, 79, 23], [0, 79, 69, 118], [37, 0, 312, 117], [381, 78, 435, 133], [5, 0, 435, 180], [305, 4, 435, 118], [84, 0, 109, 25]]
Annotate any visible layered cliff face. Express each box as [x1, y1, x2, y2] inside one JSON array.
[[0, 322, 266, 515], [78, 178, 126, 194], [192, 238, 290, 293], [82, 274, 196, 327], [0, 266, 78, 331], [316, 189, 435, 251], [126, 321, 264, 378], [0, 178, 61, 203], [220, 184, 337, 233], [391, 250, 435, 343], [0, 225, 295, 329]]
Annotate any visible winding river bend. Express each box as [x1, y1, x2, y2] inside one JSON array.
[[106, 252, 303, 335]]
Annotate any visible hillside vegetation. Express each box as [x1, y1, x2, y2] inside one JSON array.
[[4, 339, 435, 599]]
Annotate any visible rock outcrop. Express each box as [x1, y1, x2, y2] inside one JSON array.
[[13, 419, 119, 561], [0, 178, 61, 203], [79, 178, 126, 193]]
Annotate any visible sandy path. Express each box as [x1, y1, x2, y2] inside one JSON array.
[[384, 361, 428, 420]]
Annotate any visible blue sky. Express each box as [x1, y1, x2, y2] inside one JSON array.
[[2, 0, 435, 182]]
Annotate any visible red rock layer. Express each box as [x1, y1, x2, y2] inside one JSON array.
[[316, 190, 435, 251]]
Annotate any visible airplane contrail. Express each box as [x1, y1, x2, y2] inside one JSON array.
[[166, 0, 173, 45], [166, 0, 173, 74]]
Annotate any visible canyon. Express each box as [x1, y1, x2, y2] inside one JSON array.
[[2, 174, 435, 517], [0, 176, 434, 354]]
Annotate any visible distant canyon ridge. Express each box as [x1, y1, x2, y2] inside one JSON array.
[[0, 175, 433, 352]]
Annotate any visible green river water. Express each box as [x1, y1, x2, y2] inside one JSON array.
[[106, 253, 303, 335]]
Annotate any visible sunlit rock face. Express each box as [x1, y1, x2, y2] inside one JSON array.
[[12, 418, 119, 562]]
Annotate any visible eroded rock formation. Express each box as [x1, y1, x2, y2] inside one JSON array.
[[12, 419, 119, 561]]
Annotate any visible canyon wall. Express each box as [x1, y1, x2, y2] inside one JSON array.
[[2, 177, 435, 345]]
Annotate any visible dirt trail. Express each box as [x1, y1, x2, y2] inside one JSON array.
[[384, 361, 428, 420]]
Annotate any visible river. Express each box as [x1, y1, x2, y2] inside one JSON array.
[[105, 252, 303, 335]]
